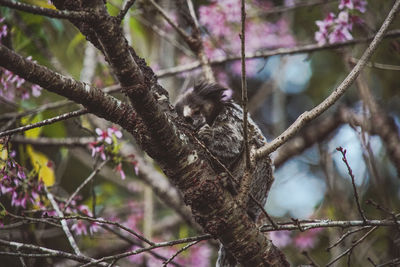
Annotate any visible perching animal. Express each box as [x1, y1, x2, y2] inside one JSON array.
[[175, 82, 274, 267]]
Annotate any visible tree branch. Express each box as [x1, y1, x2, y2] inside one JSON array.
[[256, 0, 400, 158], [0, 109, 87, 138], [156, 29, 400, 78], [0, 0, 92, 20]]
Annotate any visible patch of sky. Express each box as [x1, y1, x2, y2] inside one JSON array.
[[266, 154, 326, 219], [329, 124, 382, 186]]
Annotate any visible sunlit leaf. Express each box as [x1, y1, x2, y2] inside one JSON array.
[[26, 145, 55, 186], [21, 114, 43, 138]]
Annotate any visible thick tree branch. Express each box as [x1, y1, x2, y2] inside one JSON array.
[[0, 0, 91, 20], [0, 44, 137, 133]]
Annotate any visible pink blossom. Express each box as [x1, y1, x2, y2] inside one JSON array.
[[107, 125, 122, 139], [71, 220, 88, 235], [269, 231, 292, 248], [294, 228, 322, 250], [88, 142, 107, 160], [353, 0, 367, 13], [95, 128, 112, 144], [78, 205, 93, 217], [115, 163, 126, 180], [31, 84, 42, 97], [339, 0, 367, 13], [337, 11, 352, 30], [339, 0, 354, 10], [328, 25, 353, 44], [0, 25, 7, 41], [198, 0, 295, 77], [88, 142, 99, 158], [88, 221, 101, 235], [17, 166, 26, 179]]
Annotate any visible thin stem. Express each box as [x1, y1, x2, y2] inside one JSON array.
[[116, 0, 137, 23], [337, 146, 368, 222], [0, 109, 88, 138], [0, 0, 92, 20], [326, 227, 377, 266], [44, 186, 82, 255], [64, 160, 109, 211], [156, 30, 400, 78]]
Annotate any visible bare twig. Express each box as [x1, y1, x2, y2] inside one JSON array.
[[260, 219, 400, 232], [0, 0, 92, 20], [327, 226, 371, 251], [136, 16, 193, 56], [184, 0, 215, 82], [156, 29, 400, 78], [326, 227, 377, 266], [162, 240, 202, 266], [376, 257, 400, 267], [0, 238, 107, 266], [116, 0, 137, 23], [240, 0, 250, 170], [0, 109, 88, 138], [366, 199, 400, 231], [147, 0, 192, 45], [301, 250, 320, 267], [256, 0, 400, 158], [10, 136, 94, 147], [78, 235, 212, 267], [64, 160, 109, 211], [44, 186, 82, 255], [236, 0, 253, 212], [349, 57, 400, 71], [336, 146, 368, 222], [368, 257, 377, 266]]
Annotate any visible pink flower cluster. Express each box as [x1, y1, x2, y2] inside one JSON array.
[[315, 0, 367, 45], [88, 126, 139, 180], [0, 18, 43, 101], [269, 228, 322, 250], [69, 205, 101, 236], [42, 196, 101, 236], [0, 154, 45, 209], [197, 0, 295, 76], [88, 126, 123, 161], [0, 149, 100, 236]]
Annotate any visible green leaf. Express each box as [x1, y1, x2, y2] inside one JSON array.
[[106, 2, 120, 16]]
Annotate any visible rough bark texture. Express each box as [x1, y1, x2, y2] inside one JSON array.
[[0, 1, 290, 265]]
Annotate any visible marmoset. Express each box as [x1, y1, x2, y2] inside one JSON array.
[[175, 82, 274, 267]]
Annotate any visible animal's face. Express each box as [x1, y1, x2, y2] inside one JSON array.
[[175, 92, 212, 129], [175, 83, 228, 129]]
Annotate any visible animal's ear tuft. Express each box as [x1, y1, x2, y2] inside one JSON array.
[[193, 82, 228, 102]]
